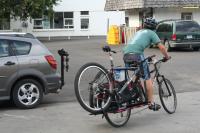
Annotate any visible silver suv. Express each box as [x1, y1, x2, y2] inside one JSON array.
[[0, 33, 61, 109]]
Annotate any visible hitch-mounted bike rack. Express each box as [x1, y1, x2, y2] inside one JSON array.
[[58, 49, 69, 89]]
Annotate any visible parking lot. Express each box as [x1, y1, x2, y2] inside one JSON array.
[[1, 38, 200, 132], [43, 37, 200, 104]]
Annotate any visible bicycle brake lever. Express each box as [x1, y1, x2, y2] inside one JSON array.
[[111, 50, 117, 53]]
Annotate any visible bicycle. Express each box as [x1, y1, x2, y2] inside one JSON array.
[[74, 46, 177, 127]]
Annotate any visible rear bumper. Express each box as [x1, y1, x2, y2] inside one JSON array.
[[45, 73, 62, 93], [170, 41, 200, 48]]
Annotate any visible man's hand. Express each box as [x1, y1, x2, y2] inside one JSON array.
[[162, 56, 171, 62], [157, 43, 170, 60]]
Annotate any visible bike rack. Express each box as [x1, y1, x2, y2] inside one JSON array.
[[58, 49, 69, 89]]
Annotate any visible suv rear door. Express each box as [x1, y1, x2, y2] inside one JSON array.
[[0, 39, 18, 97], [175, 21, 200, 42]]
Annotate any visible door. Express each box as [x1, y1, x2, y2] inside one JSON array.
[[0, 39, 18, 97]]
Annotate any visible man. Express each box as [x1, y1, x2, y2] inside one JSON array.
[[123, 17, 170, 111]]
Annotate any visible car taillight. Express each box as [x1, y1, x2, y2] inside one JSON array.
[[45, 55, 57, 70], [171, 34, 177, 41]]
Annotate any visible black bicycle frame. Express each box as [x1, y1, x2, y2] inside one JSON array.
[[107, 52, 149, 109]]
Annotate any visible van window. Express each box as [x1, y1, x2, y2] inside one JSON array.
[[12, 41, 31, 55], [156, 22, 172, 32], [0, 40, 10, 58], [176, 21, 200, 32]]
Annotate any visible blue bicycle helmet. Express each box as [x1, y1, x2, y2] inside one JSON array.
[[143, 17, 158, 30]]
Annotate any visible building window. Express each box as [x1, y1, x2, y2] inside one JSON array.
[[33, 12, 74, 29], [181, 12, 193, 20], [64, 12, 74, 29], [33, 19, 43, 29], [81, 11, 89, 15], [80, 11, 89, 30], [33, 15, 52, 29], [0, 18, 10, 30], [81, 18, 89, 29], [54, 12, 64, 29]]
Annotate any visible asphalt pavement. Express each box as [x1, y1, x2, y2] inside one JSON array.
[[1, 38, 200, 133], [0, 91, 200, 133]]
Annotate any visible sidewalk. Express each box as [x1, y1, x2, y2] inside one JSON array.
[[0, 91, 200, 133]]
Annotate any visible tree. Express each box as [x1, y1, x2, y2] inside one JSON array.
[[0, 0, 60, 20]]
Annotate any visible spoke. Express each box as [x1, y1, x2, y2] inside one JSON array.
[[27, 97, 33, 105], [29, 84, 36, 92], [20, 85, 27, 93], [32, 92, 39, 98], [19, 94, 27, 101]]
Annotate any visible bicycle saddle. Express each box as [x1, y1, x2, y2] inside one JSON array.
[[123, 54, 139, 67]]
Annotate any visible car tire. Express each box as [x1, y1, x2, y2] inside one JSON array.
[[12, 79, 43, 109], [193, 47, 199, 51], [165, 41, 172, 52]]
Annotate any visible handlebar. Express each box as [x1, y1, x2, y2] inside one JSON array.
[[145, 55, 171, 65]]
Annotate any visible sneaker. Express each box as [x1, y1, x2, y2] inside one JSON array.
[[148, 102, 161, 111]]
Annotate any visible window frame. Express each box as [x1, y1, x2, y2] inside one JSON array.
[[0, 39, 13, 58], [80, 11, 90, 30], [63, 12, 74, 29], [64, 18, 74, 29], [10, 40, 32, 56], [181, 12, 193, 20], [33, 18, 43, 29]]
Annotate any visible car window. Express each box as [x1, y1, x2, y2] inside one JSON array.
[[12, 41, 31, 55], [0, 40, 10, 58], [156, 22, 172, 32], [176, 21, 200, 32]]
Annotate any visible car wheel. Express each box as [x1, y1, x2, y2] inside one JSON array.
[[193, 47, 199, 51], [12, 79, 43, 109], [165, 41, 172, 52]]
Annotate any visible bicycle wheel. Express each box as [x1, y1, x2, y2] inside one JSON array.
[[158, 78, 177, 114], [74, 63, 112, 114], [104, 102, 131, 127]]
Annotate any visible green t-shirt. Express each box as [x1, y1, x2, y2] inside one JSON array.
[[123, 29, 161, 54]]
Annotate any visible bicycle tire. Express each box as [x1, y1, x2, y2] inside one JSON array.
[[74, 62, 112, 114], [104, 102, 131, 127], [158, 78, 177, 114]]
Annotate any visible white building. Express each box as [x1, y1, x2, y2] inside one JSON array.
[[0, 0, 125, 38], [105, 0, 200, 27]]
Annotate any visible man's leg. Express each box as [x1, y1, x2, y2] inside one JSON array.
[[145, 79, 153, 103], [146, 79, 161, 111]]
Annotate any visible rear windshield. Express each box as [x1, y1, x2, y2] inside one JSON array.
[[176, 21, 200, 32]]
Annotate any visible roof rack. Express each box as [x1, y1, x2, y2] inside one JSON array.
[[0, 32, 36, 39], [158, 19, 182, 23]]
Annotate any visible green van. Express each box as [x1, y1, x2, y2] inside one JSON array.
[[156, 20, 200, 51]]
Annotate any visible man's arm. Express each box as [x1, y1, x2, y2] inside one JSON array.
[[157, 43, 170, 59]]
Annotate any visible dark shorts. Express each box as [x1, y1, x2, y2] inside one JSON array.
[[123, 53, 150, 80]]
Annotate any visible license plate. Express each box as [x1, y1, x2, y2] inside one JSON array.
[[187, 35, 193, 39]]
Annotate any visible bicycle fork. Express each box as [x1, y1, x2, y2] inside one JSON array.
[[157, 75, 172, 96]]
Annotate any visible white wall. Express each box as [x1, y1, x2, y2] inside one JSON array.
[[54, 0, 106, 12], [154, 8, 200, 24], [125, 7, 200, 28], [33, 11, 125, 37], [127, 9, 140, 27], [6, 0, 125, 37], [10, 18, 33, 33]]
